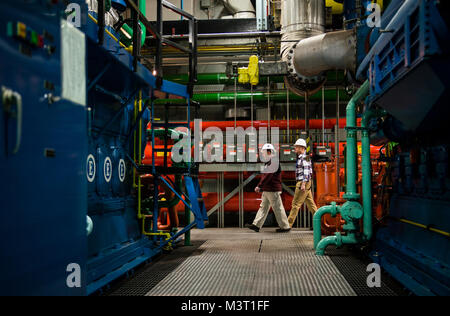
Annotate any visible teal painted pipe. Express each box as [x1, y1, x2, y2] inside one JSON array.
[[314, 81, 370, 256], [316, 232, 360, 256], [344, 80, 369, 201], [313, 203, 339, 250], [361, 126, 372, 240], [361, 108, 386, 240]]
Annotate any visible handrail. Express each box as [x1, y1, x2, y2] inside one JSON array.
[[121, 0, 198, 93]]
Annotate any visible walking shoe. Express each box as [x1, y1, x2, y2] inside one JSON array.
[[276, 228, 291, 233], [248, 224, 260, 232]]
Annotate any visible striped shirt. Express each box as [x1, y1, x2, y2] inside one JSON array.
[[296, 154, 313, 183]]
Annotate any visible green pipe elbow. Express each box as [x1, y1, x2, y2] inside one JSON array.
[[313, 203, 339, 250], [316, 233, 360, 256], [120, 0, 147, 47], [346, 81, 369, 128], [361, 108, 387, 129], [316, 235, 340, 256], [345, 80, 370, 129]]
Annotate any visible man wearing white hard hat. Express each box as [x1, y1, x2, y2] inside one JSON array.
[[248, 144, 291, 233], [287, 138, 318, 227]]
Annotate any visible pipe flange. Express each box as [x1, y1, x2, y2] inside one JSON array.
[[284, 74, 325, 97], [330, 202, 339, 217], [285, 46, 326, 96], [286, 46, 326, 84]]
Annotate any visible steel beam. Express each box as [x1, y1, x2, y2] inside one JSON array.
[[207, 173, 258, 217]]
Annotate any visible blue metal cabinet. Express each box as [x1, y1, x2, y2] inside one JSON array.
[[0, 2, 88, 295]]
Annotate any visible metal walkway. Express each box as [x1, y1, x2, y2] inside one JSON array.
[[146, 228, 356, 296], [106, 228, 407, 296]]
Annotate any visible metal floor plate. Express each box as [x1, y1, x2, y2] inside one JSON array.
[[327, 246, 410, 296], [105, 240, 206, 296], [107, 228, 406, 296], [146, 229, 356, 296]]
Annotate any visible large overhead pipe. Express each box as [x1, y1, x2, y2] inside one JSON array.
[[281, 0, 326, 95], [281, 0, 357, 96], [292, 29, 356, 78], [221, 0, 256, 18], [281, 0, 325, 60]]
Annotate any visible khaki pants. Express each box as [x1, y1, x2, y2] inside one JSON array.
[[288, 181, 318, 227], [253, 192, 290, 230]]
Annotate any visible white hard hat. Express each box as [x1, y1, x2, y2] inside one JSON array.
[[262, 143, 275, 152], [294, 138, 307, 148]]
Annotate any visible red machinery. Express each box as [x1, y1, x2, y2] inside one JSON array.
[[189, 118, 361, 131], [142, 124, 385, 234]]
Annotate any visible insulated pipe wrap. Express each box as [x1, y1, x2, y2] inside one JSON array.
[[221, 0, 256, 18], [281, 0, 327, 95], [293, 29, 357, 77], [281, 0, 326, 59]]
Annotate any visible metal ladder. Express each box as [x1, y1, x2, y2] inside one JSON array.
[[142, 96, 207, 250]]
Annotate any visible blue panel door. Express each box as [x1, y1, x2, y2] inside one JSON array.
[[0, 3, 88, 296]]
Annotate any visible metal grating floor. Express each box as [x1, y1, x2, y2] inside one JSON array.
[[107, 228, 406, 296], [105, 240, 206, 296], [327, 246, 410, 296], [146, 229, 356, 296]]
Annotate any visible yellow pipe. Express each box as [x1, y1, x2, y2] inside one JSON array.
[[325, 1, 383, 15], [141, 216, 173, 250], [326, 0, 343, 15], [142, 44, 278, 55], [399, 218, 450, 238]]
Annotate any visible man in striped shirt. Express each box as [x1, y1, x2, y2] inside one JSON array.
[[287, 138, 318, 227]]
